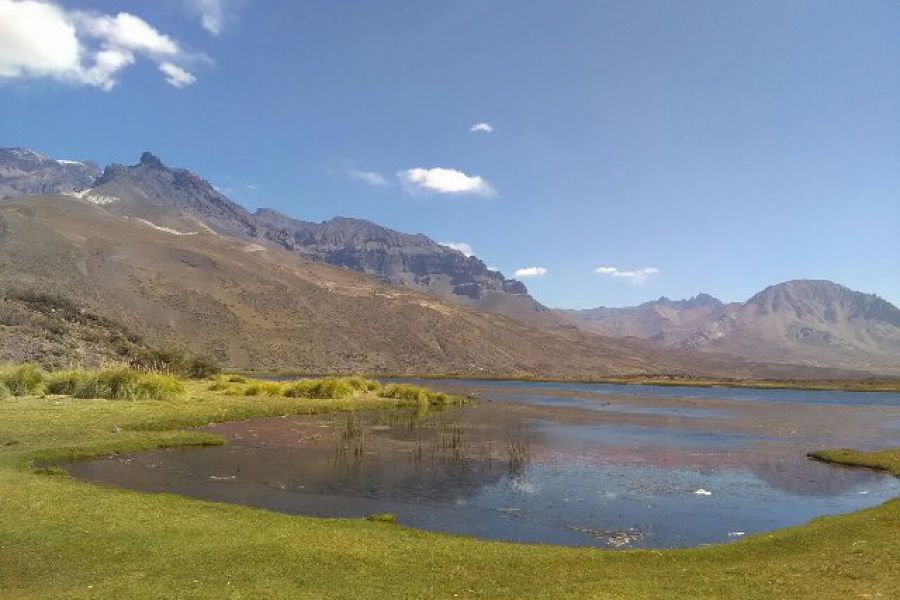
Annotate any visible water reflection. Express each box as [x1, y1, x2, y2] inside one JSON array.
[[66, 382, 900, 549]]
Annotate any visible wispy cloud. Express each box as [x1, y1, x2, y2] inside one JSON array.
[[398, 167, 495, 197], [184, 0, 232, 36], [440, 241, 474, 257], [515, 266, 547, 278], [159, 62, 196, 88], [470, 122, 494, 133], [348, 169, 388, 187], [0, 0, 201, 90], [594, 266, 660, 284]]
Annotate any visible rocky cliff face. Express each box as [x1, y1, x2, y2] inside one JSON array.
[[255, 210, 529, 301], [92, 152, 258, 237], [0, 148, 99, 199]]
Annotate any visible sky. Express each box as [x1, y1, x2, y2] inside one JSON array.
[[1, 0, 898, 309]]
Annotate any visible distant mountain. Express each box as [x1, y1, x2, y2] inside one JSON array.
[[0, 148, 99, 199], [559, 293, 725, 341], [563, 281, 900, 374]]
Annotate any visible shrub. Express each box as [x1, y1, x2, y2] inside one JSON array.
[[71, 368, 185, 401], [379, 383, 453, 405], [380, 383, 428, 402], [45, 370, 84, 395], [130, 347, 188, 374], [0, 382, 10, 399], [0, 364, 45, 396], [185, 355, 221, 379], [129, 347, 221, 379], [243, 381, 284, 397], [283, 378, 357, 400], [207, 379, 232, 392], [344, 377, 382, 393]]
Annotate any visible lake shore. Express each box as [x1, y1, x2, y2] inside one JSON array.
[[235, 370, 900, 393], [1, 376, 899, 598]]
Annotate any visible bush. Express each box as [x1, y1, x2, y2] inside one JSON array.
[[243, 381, 284, 397], [0, 382, 10, 399], [130, 347, 188, 374], [283, 378, 357, 400], [45, 370, 84, 395], [380, 383, 452, 405], [185, 355, 221, 379], [70, 368, 185, 401], [129, 347, 221, 379], [0, 364, 45, 396], [380, 383, 428, 402]]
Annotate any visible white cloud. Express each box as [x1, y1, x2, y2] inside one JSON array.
[[185, 0, 227, 35], [515, 267, 547, 278], [440, 242, 474, 257], [159, 62, 196, 88], [470, 122, 494, 133], [594, 266, 660, 284], [75, 11, 180, 55], [348, 169, 388, 187], [398, 167, 495, 197], [0, 0, 198, 90]]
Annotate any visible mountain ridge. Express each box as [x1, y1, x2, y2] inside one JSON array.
[[77, 150, 549, 321], [562, 280, 900, 374]]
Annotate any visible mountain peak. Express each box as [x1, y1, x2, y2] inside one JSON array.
[[746, 279, 900, 326], [139, 151, 166, 169], [649, 293, 722, 310], [1, 147, 100, 199]]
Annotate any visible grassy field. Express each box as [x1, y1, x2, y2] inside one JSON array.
[[0, 374, 898, 599], [809, 448, 900, 477]]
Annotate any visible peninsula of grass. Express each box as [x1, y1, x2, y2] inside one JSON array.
[[0, 366, 898, 599], [236, 369, 900, 393], [808, 448, 900, 477]]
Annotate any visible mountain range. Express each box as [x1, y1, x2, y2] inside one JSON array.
[[1, 147, 897, 377], [561, 282, 900, 374]]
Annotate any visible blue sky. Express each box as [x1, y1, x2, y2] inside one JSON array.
[[2, 0, 898, 308]]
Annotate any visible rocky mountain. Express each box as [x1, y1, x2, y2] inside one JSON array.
[[563, 281, 900, 374], [0, 193, 826, 378], [75, 151, 552, 321], [253, 209, 550, 320], [560, 293, 725, 341], [0, 148, 99, 199], [3, 147, 894, 376]]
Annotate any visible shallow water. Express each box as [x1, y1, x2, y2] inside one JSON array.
[[67, 380, 900, 549]]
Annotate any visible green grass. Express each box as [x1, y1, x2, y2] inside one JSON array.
[[213, 375, 461, 406], [0, 380, 897, 599], [808, 448, 900, 477], [0, 363, 45, 396], [234, 370, 900, 393]]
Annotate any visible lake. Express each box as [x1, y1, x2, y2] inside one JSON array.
[[66, 379, 900, 549]]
